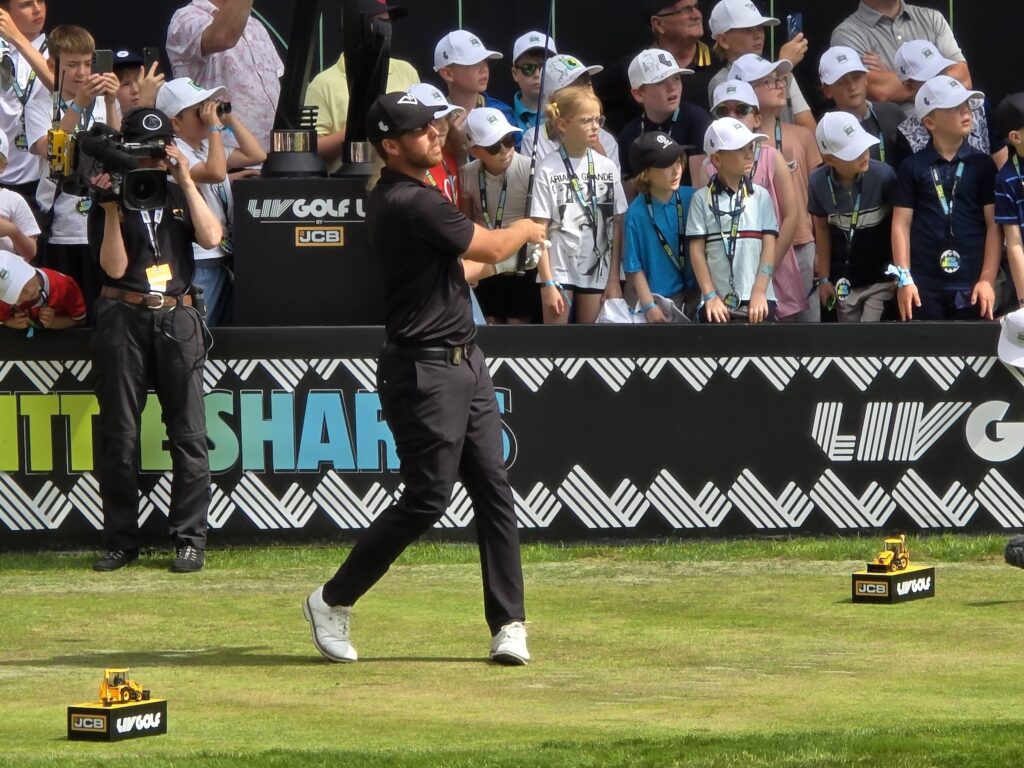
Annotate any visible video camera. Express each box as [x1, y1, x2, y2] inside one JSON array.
[[47, 123, 169, 212]]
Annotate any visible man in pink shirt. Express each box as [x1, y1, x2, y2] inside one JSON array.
[[166, 0, 283, 150]]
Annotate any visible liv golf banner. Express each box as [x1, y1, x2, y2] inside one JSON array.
[[0, 323, 1022, 549]]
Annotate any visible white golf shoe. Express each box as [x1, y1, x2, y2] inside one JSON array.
[[489, 621, 530, 665], [303, 586, 358, 663]]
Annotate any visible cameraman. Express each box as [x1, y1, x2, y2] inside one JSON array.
[[88, 107, 222, 574]]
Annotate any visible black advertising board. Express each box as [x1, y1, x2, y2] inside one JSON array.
[[1, 323, 1023, 550]]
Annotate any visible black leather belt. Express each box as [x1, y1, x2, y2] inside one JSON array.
[[383, 341, 475, 365]]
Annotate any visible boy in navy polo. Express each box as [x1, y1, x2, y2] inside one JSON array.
[[891, 76, 1000, 321], [434, 30, 516, 143], [994, 93, 1024, 308], [618, 48, 711, 192]]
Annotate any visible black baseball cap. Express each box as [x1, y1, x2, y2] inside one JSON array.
[[113, 48, 144, 68], [121, 107, 175, 143], [359, 0, 407, 19], [366, 92, 441, 142], [994, 93, 1024, 140], [629, 131, 690, 171]]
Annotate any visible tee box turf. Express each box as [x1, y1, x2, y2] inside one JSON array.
[[67, 699, 167, 741], [851, 565, 935, 604]]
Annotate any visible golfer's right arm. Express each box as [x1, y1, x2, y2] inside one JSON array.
[[461, 219, 547, 265]]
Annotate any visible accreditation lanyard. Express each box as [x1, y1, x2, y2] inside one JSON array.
[[641, 107, 679, 136], [774, 117, 783, 153], [645, 192, 686, 274], [866, 104, 885, 164], [139, 209, 164, 264], [750, 143, 763, 180], [426, 157, 459, 206], [559, 146, 600, 247], [930, 161, 965, 242], [1013, 153, 1024, 199], [478, 167, 508, 231], [710, 181, 749, 290], [826, 173, 863, 280], [59, 98, 93, 132]]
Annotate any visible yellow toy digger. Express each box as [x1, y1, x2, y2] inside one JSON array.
[[99, 668, 150, 706], [867, 535, 910, 573]]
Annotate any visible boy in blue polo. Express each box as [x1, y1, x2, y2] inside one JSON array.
[[891, 76, 1000, 321], [994, 93, 1024, 308]]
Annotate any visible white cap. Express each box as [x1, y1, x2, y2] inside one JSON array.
[[466, 107, 522, 147], [704, 117, 768, 154], [0, 250, 35, 305], [156, 77, 227, 118], [914, 75, 984, 121], [512, 31, 557, 63], [819, 46, 868, 86], [815, 111, 879, 161], [628, 48, 693, 89], [406, 83, 463, 119], [709, 0, 780, 38], [544, 54, 603, 92], [711, 79, 759, 110], [728, 54, 792, 84], [998, 308, 1024, 368], [0, 126, 8, 160], [433, 30, 502, 71], [895, 40, 956, 83]]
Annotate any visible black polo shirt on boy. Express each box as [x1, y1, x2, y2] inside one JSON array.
[[892, 139, 996, 294], [860, 101, 905, 172], [808, 160, 898, 288], [617, 102, 712, 183]]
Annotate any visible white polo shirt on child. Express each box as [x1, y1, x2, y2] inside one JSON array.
[[0, 34, 48, 186], [0, 187, 40, 251], [687, 180, 779, 301]]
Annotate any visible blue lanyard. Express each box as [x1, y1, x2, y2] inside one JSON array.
[[774, 117, 783, 153], [930, 161, 965, 241]]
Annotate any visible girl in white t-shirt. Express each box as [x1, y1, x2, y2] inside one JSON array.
[[162, 79, 266, 325], [531, 86, 627, 324]]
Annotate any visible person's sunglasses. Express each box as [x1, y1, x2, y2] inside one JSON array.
[[483, 134, 517, 154], [516, 63, 541, 77], [714, 104, 755, 118]]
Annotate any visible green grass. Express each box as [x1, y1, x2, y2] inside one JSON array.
[[1, 537, 1022, 767]]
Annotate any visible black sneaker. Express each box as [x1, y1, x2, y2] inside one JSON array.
[[170, 544, 205, 573], [92, 549, 139, 572]]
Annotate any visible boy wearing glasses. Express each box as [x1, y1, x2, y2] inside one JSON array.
[[890, 76, 1000, 321], [617, 48, 711, 193], [510, 31, 557, 132], [460, 108, 539, 324]]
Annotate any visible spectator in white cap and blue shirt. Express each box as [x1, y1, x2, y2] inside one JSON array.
[[434, 30, 515, 138], [509, 31, 558, 132]]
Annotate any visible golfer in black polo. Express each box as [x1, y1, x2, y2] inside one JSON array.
[[303, 92, 548, 665]]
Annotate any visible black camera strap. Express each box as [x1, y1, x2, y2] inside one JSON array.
[[140, 208, 164, 264]]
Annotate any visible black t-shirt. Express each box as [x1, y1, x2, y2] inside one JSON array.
[[860, 100, 905, 173], [370, 167, 477, 346], [88, 183, 196, 296], [617, 102, 713, 183]]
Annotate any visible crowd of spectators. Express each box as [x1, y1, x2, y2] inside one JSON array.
[[0, 0, 1022, 328]]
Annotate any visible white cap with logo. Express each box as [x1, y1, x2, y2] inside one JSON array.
[[914, 75, 983, 121], [704, 117, 768, 154], [512, 31, 557, 63], [156, 77, 227, 118], [0, 250, 35, 305], [711, 80, 759, 111], [709, 0, 780, 38], [544, 54, 603, 92], [466, 107, 522, 147], [406, 83, 464, 119], [998, 307, 1024, 368], [628, 48, 693, 89], [819, 46, 868, 86], [815, 111, 879, 161], [895, 40, 956, 83], [433, 30, 502, 71], [728, 54, 793, 84]]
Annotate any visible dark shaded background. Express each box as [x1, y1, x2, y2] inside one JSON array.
[[51, 1, 1012, 121]]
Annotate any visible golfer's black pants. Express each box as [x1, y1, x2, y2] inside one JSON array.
[[323, 345, 525, 635], [91, 297, 211, 551]]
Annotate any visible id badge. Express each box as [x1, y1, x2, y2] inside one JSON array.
[[145, 263, 173, 293], [939, 250, 961, 274], [14, 133, 27, 151], [835, 278, 852, 301], [723, 292, 742, 310]]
